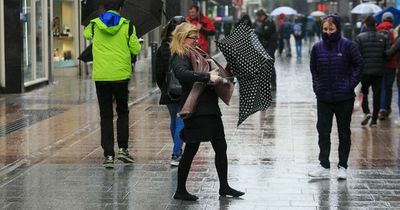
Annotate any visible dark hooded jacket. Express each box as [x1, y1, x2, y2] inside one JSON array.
[[355, 23, 389, 76], [310, 15, 364, 103], [155, 16, 186, 104], [254, 16, 277, 52]]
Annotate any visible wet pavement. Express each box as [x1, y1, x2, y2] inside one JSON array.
[[0, 42, 399, 209]]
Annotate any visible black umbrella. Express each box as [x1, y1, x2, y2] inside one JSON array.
[[216, 23, 274, 126], [120, 0, 163, 37], [81, 0, 104, 26], [79, 0, 163, 62]]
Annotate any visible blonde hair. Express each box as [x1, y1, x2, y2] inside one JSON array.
[[170, 22, 198, 56]]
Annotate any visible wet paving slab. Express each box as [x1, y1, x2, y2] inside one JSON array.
[[0, 45, 399, 209]]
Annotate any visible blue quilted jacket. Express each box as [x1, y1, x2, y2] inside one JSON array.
[[310, 36, 364, 103]]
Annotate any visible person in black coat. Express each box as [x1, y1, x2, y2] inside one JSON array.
[[355, 15, 389, 127], [169, 22, 244, 201], [254, 9, 278, 90], [235, 14, 252, 28], [155, 16, 186, 166]]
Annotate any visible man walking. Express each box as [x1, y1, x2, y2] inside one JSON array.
[[376, 12, 397, 120], [355, 16, 389, 127], [84, 0, 141, 168], [186, 5, 215, 53], [254, 9, 278, 90]]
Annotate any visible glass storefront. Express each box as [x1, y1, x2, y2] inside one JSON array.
[[22, 0, 48, 86], [52, 0, 78, 69], [0, 3, 4, 88]]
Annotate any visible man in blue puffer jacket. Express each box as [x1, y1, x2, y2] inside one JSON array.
[[309, 15, 364, 180]]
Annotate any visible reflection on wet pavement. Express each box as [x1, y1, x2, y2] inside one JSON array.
[[0, 46, 399, 209]]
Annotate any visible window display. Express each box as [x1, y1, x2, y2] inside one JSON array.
[[53, 0, 78, 68]]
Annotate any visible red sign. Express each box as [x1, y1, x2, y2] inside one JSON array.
[[317, 3, 327, 12]]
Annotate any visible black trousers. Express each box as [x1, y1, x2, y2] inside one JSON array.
[[266, 49, 276, 89], [176, 139, 229, 193], [361, 75, 382, 121], [95, 81, 130, 157], [317, 99, 354, 169]]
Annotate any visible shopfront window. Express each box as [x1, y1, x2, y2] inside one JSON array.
[[0, 3, 4, 88], [22, 0, 48, 85], [22, 0, 33, 83], [35, 0, 45, 79], [53, 0, 78, 68]]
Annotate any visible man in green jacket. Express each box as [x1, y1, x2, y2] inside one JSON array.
[[84, 0, 141, 169]]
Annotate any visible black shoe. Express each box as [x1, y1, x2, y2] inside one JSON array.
[[370, 120, 377, 128], [173, 191, 199, 201], [378, 111, 387, 120], [219, 187, 245, 197], [117, 148, 134, 163], [361, 114, 371, 126], [103, 156, 114, 169]]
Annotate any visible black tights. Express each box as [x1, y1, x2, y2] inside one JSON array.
[[176, 139, 229, 193]]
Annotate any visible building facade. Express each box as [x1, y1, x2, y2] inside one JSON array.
[[1, 0, 89, 93], [2, 0, 245, 93]]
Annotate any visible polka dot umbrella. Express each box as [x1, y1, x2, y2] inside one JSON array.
[[216, 23, 274, 126]]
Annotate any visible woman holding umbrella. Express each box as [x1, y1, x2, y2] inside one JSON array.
[[309, 15, 364, 180], [170, 22, 244, 201]]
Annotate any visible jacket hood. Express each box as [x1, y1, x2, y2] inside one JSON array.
[[321, 15, 341, 44], [322, 15, 341, 33], [92, 10, 125, 35], [376, 21, 393, 31]]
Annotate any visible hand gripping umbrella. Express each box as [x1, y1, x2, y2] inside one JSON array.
[[179, 47, 235, 119], [216, 23, 274, 126]]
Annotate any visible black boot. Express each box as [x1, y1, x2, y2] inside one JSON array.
[[219, 187, 245, 197], [173, 191, 199, 201]]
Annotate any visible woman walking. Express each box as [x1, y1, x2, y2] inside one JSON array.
[[170, 22, 244, 201], [155, 16, 186, 166], [308, 15, 364, 180]]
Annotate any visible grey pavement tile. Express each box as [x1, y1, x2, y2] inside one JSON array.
[[279, 207, 317, 210], [372, 195, 400, 202]]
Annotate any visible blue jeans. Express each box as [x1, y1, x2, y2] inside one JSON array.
[[295, 38, 302, 57], [167, 104, 184, 156], [380, 68, 396, 113]]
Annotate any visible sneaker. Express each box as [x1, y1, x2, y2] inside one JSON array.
[[103, 156, 114, 169], [337, 166, 347, 180], [308, 165, 330, 178], [370, 120, 377, 128], [170, 155, 181, 167], [378, 110, 387, 120], [117, 148, 135, 163], [361, 114, 372, 126]]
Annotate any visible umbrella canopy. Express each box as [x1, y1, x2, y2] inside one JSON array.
[[270, 6, 297, 16], [216, 23, 274, 126], [351, 3, 382, 14], [81, 0, 104, 26], [79, 0, 163, 62], [310, 11, 326, 17], [374, 6, 400, 27], [120, 0, 163, 37]]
